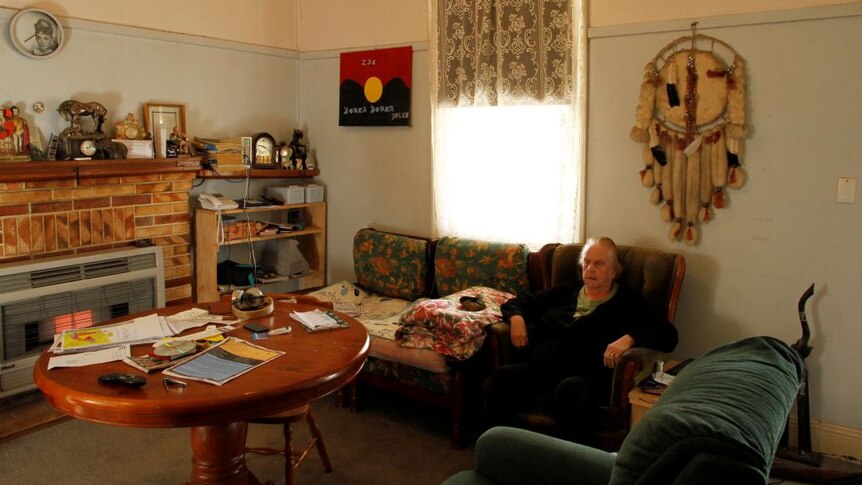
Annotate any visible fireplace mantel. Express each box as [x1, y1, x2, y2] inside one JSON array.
[[0, 156, 202, 183], [0, 156, 201, 305]]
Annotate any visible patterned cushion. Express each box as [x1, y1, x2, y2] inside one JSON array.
[[434, 237, 530, 296], [353, 228, 432, 301]]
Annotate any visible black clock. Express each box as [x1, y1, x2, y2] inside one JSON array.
[[57, 133, 106, 160], [251, 132, 278, 169]]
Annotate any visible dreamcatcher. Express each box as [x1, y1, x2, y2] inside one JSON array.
[[631, 23, 749, 245]]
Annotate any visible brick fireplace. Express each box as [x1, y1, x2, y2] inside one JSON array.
[[0, 158, 200, 305]]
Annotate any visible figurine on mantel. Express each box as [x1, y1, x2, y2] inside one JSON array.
[[0, 105, 30, 161], [287, 129, 307, 170], [57, 100, 107, 136], [54, 99, 127, 160]]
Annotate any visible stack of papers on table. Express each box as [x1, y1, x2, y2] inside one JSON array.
[[50, 314, 172, 354], [165, 308, 240, 334], [290, 309, 349, 332]]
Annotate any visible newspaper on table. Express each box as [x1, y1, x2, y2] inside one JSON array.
[[163, 337, 284, 386], [290, 309, 349, 332], [50, 314, 172, 355], [48, 344, 131, 370]]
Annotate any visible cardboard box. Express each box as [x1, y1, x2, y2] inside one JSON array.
[[266, 185, 305, 204], [305, 184, 324, 202]]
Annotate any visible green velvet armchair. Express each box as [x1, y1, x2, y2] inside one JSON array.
[[444, 336, 804, 485]]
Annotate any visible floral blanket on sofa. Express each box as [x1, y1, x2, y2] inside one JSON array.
[[309, 282, 513, 360], [396, 286, 515, 360]]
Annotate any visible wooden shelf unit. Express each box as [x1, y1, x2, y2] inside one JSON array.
[[0, 156, 201, 183], [193, 202, 326, 303]]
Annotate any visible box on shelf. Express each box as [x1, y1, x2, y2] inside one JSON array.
[[113, 139, 154, 159], [266, 185, 305, 204], [305, 184, 324, 203]]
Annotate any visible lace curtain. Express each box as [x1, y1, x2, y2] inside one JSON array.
[[430, 0, 586, 249]]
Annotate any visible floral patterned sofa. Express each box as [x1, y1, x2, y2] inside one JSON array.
[[308, 228, 551, 447]]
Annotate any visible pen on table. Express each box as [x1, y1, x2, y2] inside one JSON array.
[[163, 377, 187, 389]]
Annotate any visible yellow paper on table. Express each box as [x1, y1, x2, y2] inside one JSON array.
[[62, 328, 115, 350]]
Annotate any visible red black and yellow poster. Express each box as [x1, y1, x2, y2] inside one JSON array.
[[339, 46, 412, 126]]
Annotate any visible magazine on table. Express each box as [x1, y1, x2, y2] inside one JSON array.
[[162, 337, 284, 386], [290, 309, 350, 332], [122, 353, 197, 373]]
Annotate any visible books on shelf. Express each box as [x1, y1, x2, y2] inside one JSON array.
[[222, 220, 281, 240], [194, 136, 247, 171], [194, 136, 243, 153]]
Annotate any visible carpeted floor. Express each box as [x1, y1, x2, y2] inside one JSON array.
[[3, 389, 861, 485], [0, 389, 475, 485]]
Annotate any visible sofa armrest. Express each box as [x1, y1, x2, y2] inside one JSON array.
[[485, 321, 514, 369], [443, 426, 616, 485]]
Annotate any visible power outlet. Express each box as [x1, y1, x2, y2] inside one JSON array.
[[837, 177, 856, 204]]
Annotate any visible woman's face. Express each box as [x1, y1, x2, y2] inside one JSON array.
[[581, 244, 619, 295], [35, 31, 52, 50]]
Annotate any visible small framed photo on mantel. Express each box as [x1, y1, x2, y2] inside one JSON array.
[[143, 103, 186, 158]]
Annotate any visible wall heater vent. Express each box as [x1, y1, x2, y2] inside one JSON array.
[[0, 246, 165, 398]]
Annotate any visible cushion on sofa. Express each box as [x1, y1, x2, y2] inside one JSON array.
[[397, 286, 515, 360], [434, 237, 530, 296], [353, 228, 432, 301], [609, 336, 804, 485]]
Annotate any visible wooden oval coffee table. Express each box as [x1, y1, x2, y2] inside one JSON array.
[[33, 298, 369, 485]]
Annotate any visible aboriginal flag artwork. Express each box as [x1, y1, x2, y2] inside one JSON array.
[[339, 46, 412, 126]]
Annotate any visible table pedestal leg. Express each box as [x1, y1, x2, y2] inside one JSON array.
[[184, 422, 261, 485]]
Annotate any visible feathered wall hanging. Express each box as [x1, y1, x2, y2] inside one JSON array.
[[631, 23, 749, 245]]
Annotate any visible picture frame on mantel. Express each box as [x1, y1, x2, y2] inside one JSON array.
[[143, 103, 186, 158]]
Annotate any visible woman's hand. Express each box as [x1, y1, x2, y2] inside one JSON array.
[[603, 334, 635, 368], [509, 315, 529, 348]]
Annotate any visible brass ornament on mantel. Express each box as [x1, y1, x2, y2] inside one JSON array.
[[630, 23, 749, 246], [113, 112, 150, 140]]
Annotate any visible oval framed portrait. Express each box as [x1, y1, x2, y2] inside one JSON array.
[[9, 8, 65, 59]]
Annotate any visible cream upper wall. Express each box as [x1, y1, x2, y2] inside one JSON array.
[[590, 0, 858, 26], [4, 0, 851, 50], [0, 0, 298, 50], [297, 0, 428, 51]]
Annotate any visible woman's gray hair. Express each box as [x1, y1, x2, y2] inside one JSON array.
[[580, 237, 623, 275]]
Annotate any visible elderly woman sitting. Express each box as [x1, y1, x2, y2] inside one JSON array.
[[484, 237, 679, 443]]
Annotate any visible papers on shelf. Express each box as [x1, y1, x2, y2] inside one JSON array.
[[290, 309, 349, 332], [50, 314, 171, 355], [163, 337, 284, 386]]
